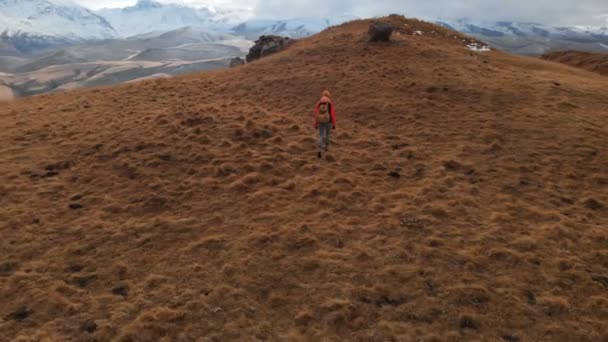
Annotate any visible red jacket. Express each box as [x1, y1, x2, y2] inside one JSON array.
[[313, 95, 336, 128]]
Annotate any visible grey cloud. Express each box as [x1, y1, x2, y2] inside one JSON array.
[[254, 0, 608, 25], [73, 0, 608, 25]]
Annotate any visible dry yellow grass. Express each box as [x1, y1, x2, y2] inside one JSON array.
[[1, 16, 607, 341], [0, 85, 13, 101], [542, 50, 608, 76]]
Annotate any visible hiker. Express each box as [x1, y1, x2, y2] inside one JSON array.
[[313, 90, 336, 158]]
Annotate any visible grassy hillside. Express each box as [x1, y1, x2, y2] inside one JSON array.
[[1, 16, 607, 341]]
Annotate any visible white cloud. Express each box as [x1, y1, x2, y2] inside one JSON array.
[[73, 0, 608, 26], [77, 0, 254, 10], [253, 0, 608, 25]]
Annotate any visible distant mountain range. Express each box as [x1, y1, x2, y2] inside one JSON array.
[[2, 0, 608, 56], [0, 0, 116, 53], [232, 16, 360, 40], [0, 0, 252, 54], [436, 18, 608, 55], [0, 26, 251, 98], [97, 0, 251, 37]]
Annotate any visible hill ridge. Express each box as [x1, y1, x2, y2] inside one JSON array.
[[542, 50, 608, 76]]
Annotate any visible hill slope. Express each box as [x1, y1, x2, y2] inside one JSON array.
[[1, 16, 607, 341], [541, 50, 608, 76]]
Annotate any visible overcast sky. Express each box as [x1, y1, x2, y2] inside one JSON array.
[[77, 0, 608, 26]]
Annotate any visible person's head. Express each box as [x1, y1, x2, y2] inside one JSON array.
[[322, 90, 331, 98]]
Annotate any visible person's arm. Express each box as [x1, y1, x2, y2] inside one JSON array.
[[313, 102, 319, 128]]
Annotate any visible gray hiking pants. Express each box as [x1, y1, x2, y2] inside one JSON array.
[[318, 123, 332, 150]]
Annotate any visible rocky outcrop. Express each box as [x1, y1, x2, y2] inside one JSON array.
[[230, 57, 245, 68], [246, 35, 292, 63], [368, 23, 393, 42]]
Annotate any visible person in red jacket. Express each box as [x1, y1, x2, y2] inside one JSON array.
[[313, 90, 336, 158]]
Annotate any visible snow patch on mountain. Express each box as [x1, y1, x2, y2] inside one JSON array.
[[97, 0, 251, 38], [232, 15, 359, 39], [466, 42, 491, 52], [0, 0, 117, 40]]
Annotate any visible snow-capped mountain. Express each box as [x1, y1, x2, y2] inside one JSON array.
[[232, 16, 360, 39], [0, 0, 117, 53], [436, 18, 608, 55], [97, 0, 251, 38], [437, 18, 608, 39], [0, 0, 116, 39], [572, 25, 608, 36]]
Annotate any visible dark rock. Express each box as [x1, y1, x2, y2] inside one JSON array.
[[443, 160, 462, 171], [69, 203, 84, 210], [159, 154, 172, 161], [246, 35, 292, 62], [524, 290, 536, 304], [67, 264, 84, 273], [45, 161, 71, 171], [255, 129, 274, 139], [375, 295, 407, 307], [368, 22, 393, 42], [43, 171, 59, 178], [388, 170, 401, 179], [0, 261, 18, 277], [502, 334, 521, 342], [560, 197, 575, 205], [591, 274, 608, 288], [414, 164, 425, 177], [112, 285, 129, 298], [459, 315, 478, 330], [81, 320, 97, 333], [72, 274, 97, 288], [229, 57, 245, 67], [424, 280, 436, 295], [584, 198, 605, 211], [391, 143, 409, 150], [5, 307, 33, 321]]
